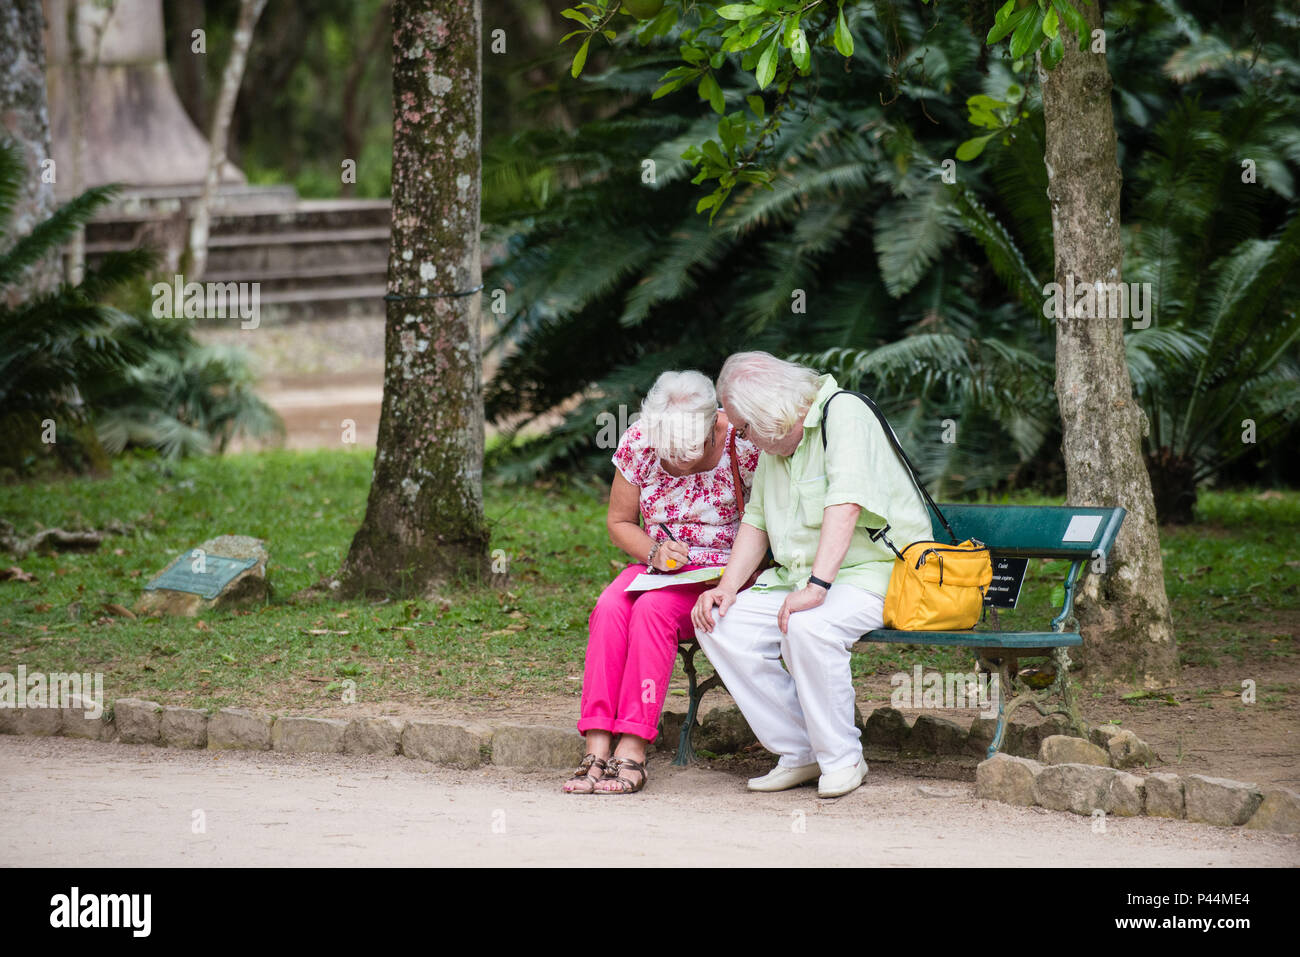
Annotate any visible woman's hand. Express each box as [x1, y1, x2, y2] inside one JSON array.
[[777, 584, 827, 634], [652, 540, 690, 572], [692, 587, 737, 633]]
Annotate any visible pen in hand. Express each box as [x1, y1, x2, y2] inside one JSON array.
[[658, 524, 681, 570]]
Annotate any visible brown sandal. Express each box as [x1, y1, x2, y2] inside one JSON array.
[[563, 753, 608, 794], [595, 756, 647, 794]]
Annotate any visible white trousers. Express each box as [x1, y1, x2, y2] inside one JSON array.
[[696, 585, 884, 773]]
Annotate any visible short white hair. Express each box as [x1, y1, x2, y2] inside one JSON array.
[[639, 370, 718, 466], [716, 351, 821, 442]]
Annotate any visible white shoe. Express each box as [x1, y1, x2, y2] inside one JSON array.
[[817, 756, 868, 798], [747, 762, 820, 792]]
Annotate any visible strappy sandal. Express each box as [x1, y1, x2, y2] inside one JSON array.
[[562, 753, 608, 794], [594, 756, 647, 795]]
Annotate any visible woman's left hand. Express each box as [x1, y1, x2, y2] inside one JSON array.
[[777, 584, 827, 634]]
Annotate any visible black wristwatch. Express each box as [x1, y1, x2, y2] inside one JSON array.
[[808, 575, 833, 591]]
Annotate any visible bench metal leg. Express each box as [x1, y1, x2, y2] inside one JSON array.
[[673, 643, 721, 766], [983, 647, 1088, 758], [986, 657, 1013, 759]]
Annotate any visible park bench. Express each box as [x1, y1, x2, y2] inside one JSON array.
[[669, 502, 1127, 765]]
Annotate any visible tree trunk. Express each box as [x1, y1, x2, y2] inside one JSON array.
[[186, 0, 267, 279], [337, 0, 489, 596], [1039, 1, 1178, 687], [0, 0, 60, 302]]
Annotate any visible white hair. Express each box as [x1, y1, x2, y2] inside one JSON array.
[[639, 370, 718, 466], [716, 351, 821, 442]]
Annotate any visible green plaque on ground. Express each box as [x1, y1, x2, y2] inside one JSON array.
[[144, 553, 257, 600]]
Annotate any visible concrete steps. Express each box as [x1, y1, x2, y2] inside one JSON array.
[[84, 187, 392, 321]]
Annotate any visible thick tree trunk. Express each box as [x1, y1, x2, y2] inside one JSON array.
[[186, 0, 266, 279], [1039, 1, 1178, 687], [0, 0, 60, 302], [337, 0, 489, 596]]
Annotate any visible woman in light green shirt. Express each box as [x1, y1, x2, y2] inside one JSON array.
[[691, 351, 931, 798]]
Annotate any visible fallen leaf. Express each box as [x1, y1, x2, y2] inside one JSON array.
[[33, 602, 53, 613], [195, 620, 210, 631], [103, 603, 137, 620], [0, 567, 35, 582]]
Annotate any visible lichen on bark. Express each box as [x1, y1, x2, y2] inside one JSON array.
[[338, 0, 488, 597], [0, 0, 61, 303]]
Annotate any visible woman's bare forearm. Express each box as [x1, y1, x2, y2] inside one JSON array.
[[608, 518, 656, 564]]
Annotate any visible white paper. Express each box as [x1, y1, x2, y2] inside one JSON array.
[[1062, 514, 1102, 543], [624, 567, 724, 591]]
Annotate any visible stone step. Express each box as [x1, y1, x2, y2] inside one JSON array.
[[206, 225, 390, 247], [204, 261, 388, 284], [80, 195, 394, 321], [209, 200, 392, 235], [256, 284, 388, 306], [204, 240, 390, 275]]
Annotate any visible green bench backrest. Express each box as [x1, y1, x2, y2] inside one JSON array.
[[929, 504, 1126, 560]]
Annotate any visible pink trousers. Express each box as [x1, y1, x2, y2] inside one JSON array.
[[578, 563, 713, 742]]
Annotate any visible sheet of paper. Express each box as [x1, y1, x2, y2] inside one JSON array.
[[1062, 514, 1103, 543], [624, 566, 724, 592]]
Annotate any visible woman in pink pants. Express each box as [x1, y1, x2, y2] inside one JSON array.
[[566, 371, 757, 795]]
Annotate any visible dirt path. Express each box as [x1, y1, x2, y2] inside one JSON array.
[[2, 737, 1294, 867]]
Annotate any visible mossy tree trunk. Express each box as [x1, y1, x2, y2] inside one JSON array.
[[0, 0, 60, 303], [1039, 0, 1178, 687], [338, 0, 489, 596]]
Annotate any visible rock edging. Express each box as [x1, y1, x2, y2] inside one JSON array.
[[0, 698, 584, 770], [975, 752, 1298, 834]]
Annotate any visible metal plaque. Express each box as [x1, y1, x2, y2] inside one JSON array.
[[984, 555, 1029, 609], [144, 553, 257, 600]]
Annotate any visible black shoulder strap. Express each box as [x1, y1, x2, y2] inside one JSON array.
[[821, 389, 959, 545]]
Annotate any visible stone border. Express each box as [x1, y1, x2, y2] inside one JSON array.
[[0, 698, 584, 771], [975, 752, 1299, 834], [4, 699, 1295, 832]]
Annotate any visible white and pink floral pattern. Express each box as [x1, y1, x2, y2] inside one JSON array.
[[612, 420, 760, 566]]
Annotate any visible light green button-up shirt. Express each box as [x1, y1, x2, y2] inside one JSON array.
[[741, 374, 933, 597]]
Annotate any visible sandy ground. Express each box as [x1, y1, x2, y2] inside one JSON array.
[[2, 737, 1295, 867]]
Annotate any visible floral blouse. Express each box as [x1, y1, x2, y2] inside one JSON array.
[[612, 419, 760, 566]]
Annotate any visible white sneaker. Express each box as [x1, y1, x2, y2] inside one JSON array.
[[747, 762, 820, 792], [817, 756, 868, 798]]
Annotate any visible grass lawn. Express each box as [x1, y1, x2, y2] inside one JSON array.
[[1, 449, 1296, 715]]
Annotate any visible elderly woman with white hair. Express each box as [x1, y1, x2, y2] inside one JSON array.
[[565, 370, 759, 795], [691, 352, 932, 798]]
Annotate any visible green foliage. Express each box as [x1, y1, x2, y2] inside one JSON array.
[[485, 1, 1299, 508], [0, 142, 281, 474], [558, 0, 1092, 215]]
